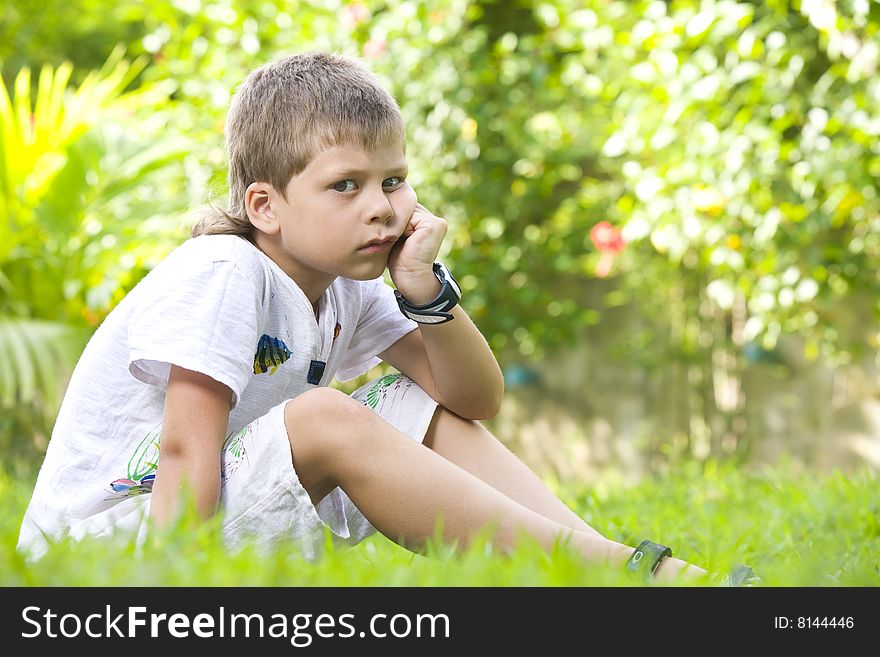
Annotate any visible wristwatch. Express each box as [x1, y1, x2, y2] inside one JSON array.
[[394, 262, 462, 324]]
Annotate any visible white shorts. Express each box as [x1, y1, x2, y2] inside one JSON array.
[[219, 373, 438, 559], [65, 373, 438, 561]]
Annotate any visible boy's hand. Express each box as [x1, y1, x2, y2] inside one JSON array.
[[388, 202, 448, 305]]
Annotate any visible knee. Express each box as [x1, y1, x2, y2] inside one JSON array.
[[282, 388, 369, 502], [284, 386, 385, 455], [283, 387, 366, 439], [282, 388, 353, 473]]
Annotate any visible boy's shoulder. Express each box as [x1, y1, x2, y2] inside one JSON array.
[[168, 234, 266, 279], [176, 233, 257, 262]]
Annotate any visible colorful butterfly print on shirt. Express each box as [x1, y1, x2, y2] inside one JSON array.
[[253, 334, 293, 375]]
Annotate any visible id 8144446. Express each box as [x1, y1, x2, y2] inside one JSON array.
[[774, 617, 854, 629]]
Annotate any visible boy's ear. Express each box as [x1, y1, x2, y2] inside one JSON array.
[[245, 182, 280, 235]]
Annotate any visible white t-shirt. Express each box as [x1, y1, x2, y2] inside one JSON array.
[[18, 234, 418, 554]]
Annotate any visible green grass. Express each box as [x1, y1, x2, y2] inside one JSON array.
[[1, 458, 877, 586]]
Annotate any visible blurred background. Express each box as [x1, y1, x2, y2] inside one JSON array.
[[1, 0, 878, 487]]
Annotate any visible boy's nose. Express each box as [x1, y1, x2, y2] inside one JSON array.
[[366, 191, 394, 224]]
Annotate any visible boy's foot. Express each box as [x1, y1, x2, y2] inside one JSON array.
[[623, 539, 758, 586], [624, 540, 708, 583]]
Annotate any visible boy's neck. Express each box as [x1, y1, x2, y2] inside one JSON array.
[[246, 233, 333, 315]]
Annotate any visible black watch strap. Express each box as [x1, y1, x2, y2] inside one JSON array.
[[625, 540, 672, 578], [395, 263, 462, 324]]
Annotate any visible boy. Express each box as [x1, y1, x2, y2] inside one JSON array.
[[18, 52, 707, 583]]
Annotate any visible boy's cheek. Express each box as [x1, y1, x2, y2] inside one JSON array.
[[397, 184, 417, 218]]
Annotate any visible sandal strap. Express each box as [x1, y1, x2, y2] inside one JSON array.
[[626, 540, 672, 578]]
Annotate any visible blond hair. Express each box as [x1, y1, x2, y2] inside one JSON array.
[[191, 52, 406, 238]]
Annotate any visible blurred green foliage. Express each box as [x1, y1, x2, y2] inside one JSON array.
[[1, 0, 879, 470]]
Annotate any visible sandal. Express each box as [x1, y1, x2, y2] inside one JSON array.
[[624, 539, 673, 580]]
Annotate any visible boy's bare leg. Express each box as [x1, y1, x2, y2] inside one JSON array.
[[423, 407, 604, 538], [422, 408, 705, 581], [285, 389, 706, 582]]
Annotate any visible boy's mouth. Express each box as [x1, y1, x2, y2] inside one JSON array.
[[358, 236, 398, 253]]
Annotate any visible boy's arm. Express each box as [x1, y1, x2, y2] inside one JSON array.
[[380, 306, 504, 420], [382, 201, 504, 420], [150, 364, 232, 528]]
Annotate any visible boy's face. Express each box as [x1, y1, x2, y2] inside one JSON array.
[[258, 139, 416, 294]]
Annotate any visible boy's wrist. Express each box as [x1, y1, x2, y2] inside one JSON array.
[[393, 269, 442, 306], [394, 263, 462, 324]]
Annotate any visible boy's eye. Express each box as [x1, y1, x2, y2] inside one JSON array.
[[332, 180, 356, 193], [331, 177, 405, 193]]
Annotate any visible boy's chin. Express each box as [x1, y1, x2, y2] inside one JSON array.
[[345, 258, 389, 281]]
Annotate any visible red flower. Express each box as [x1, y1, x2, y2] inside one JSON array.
[[590, 221, 626, 254], [590, 221, 626, 278]]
